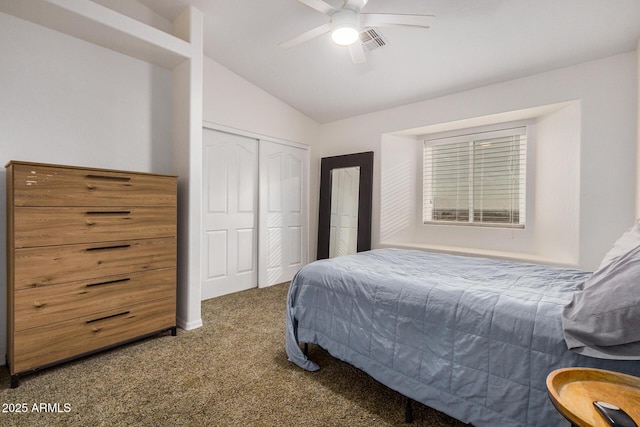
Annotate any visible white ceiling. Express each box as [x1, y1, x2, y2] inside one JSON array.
[[140, 0, 640, 124]]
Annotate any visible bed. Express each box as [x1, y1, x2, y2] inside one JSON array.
[[285, 247, 640, 426]]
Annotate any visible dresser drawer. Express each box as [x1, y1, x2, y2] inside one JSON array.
[[10, 163, 176, 207], [14, 268, 176, 331], [14, 207, 176, 248], [14, 237, 176, 289], [12, 297, 175, 374]]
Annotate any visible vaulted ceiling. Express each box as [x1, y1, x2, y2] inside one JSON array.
[[141, 0, 640, 123]]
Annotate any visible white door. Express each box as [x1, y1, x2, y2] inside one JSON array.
[[202, 129, 258, 299], [259, 140, 309, 287]]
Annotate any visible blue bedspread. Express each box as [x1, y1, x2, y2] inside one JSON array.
[[285, 248, 640, 426]]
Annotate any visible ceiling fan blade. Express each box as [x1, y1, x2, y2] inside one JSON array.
[[279, 23, 332, 49], [343, 0, 368, 12], [297, 0, 337, 16], [360, 13, 435, 29], [348, 42, 367, 64]]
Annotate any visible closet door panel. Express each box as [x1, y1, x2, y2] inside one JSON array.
[[236, 228, 255, 273], [202, 130, 258, 299], [287, 155, 305, 267], [237, 145, 257, 213], [205, 230, 228, 279], [266, 153, 283, 213], [288, 155, 303, 213], [259, 141, 309, 287], [288, 225, 303, 266], [206, 144, 228, 214]]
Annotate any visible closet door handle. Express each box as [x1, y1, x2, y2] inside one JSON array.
[[85, 174, 131, 182], [86, 278, 131, 287], [86, 311, 131, 324], [86, 244, 131, 252]]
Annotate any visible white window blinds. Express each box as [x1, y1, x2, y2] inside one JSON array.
[[423, 127, 526, 227]]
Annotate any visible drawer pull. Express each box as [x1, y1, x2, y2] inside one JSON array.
[[85, 211, 131, 216], [86, 311, 130, 324], [85, 174, 131, 182], [86, 244, 131, 252], [86, 278, 131, 287]]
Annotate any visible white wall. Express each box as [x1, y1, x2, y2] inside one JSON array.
[[0, 13, 173, 173], [0, 13, 173, 171], [379, 134, 419, 244], [0, 11, 173, 363], [315, 51, 638, 271], [533, 103, 581, 263], [203, 57, 319, 145]]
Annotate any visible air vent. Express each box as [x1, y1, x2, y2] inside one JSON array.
[[359, 28, 387, 51]]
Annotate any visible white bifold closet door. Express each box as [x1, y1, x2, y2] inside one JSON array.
[[202, 129, 309, 299], [202, 130, 258, 299], [258, 140, 309, 288]]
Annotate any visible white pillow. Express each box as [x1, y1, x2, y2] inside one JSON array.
[[596, 218, 640, 271]]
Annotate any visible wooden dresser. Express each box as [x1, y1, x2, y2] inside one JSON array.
[[5, 161, 177, 387]]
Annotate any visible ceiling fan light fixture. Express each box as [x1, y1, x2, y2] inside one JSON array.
[[330, 8, 359, 46], [331, 26, 359, 45]]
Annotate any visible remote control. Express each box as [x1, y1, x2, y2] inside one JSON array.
[[593, 401, 638, 427]]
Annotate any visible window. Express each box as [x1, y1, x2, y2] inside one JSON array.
[[423, 127, 526, 227]]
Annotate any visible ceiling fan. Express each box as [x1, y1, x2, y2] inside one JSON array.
[[279, 0, 434, 64]]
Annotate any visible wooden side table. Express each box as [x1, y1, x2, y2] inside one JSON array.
[[547, 367, 640, 427]]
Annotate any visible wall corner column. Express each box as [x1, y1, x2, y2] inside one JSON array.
[[172, 6, 203, 330]]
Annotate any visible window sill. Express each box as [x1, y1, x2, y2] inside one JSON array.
[[377, 242, 580, 269]]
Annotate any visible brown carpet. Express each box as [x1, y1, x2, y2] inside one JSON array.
[[0, 283, 467, 426]]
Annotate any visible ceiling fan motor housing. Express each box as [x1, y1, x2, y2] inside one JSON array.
[[331, 9, 360, 45]]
